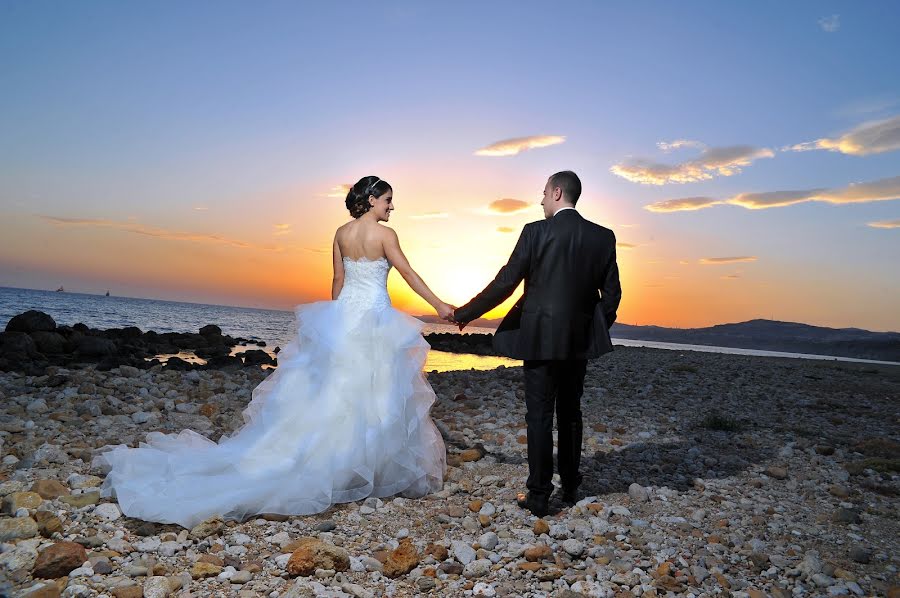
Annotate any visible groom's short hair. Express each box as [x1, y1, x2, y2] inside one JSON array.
[[550, 171, 582, 204]]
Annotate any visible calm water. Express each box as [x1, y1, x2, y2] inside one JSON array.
[[2, 287, 895, 369], [0, 287, 516, 372]]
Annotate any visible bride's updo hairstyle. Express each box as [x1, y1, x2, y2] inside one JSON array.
[[345, 176, 392, 218]]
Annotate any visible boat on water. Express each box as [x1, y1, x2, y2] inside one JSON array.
[[55, 286, 64, 292], [105, 290, 110, 297]]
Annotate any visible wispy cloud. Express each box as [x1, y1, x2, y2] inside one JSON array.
[[818, 14, 840, 32], [616, 242, 637, 249], [273, 223, 292, 236], [721, 274, 741, 280], [785, 114, 900, 156], [867, 219, 900, 229], [611, 145, 774, 185], [497, 226, 515, 233], [656, 139, 706, 152], [645, 196, 723, 213], [326, 184, 352, 198], [646, 175, 900, 212], [409, 212, 449, 220], [39, 216, 283, 251], [487, 198, 532, 214], [700, 256, 757, 265], [193, 206, 209, 211], [475, 135, 565, 157]]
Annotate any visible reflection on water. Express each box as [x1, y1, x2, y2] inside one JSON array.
[[152, 348, 520, 373]]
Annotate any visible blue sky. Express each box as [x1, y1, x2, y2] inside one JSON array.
[[1, 2, 898, 329]]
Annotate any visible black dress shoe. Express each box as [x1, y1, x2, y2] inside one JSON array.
[[560, 486, 578, 504], [516, 492, 549, 517]]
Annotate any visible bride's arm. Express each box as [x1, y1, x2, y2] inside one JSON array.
[[382, 227, 453, 319], [331, 236, 344, 300]]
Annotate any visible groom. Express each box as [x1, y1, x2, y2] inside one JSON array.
[[454, 171, 621, 516]]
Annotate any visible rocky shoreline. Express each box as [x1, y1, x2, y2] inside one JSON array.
[[0, 316, 898, 597], [0, 311, 276, 375]]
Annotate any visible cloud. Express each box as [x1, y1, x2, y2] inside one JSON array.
[[867, 219, 900, 229], [39, 216, 282, 251], [785, 114, 900, 156], [645, 196, 723, 213], [616, 242, 637, 249], [721, 274, 741, 280], [646, 175, 900, 212], [611, 145, 774, 185], [409, 212, 449, 220], [700, 256, 758, 265], [657, 139, 706, 152], [326, 184, 352, 198], [488, 198, 532, 214], [818, 14, 840, 32], [475, 135, 565, 157], [193, 206, 209, 211], [497, 226, 515, 233], [273, 223, 292, 236]]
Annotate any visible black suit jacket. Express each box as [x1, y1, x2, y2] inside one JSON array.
[[455, 209, 621, 360]]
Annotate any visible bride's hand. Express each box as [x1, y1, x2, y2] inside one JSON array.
[[436, 303, 456, 322]]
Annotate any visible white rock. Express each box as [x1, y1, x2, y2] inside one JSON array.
[[563, 538, 585, 557], [93, 503, 122, 521], [143, 575, 171, 598], [628, 483, 649, 502], [68, 565, 94, 577], [463, 558, 491, 578], [452, 540, 476, 565], [478, 532, 499, 551], [473, 581, 497, 596]]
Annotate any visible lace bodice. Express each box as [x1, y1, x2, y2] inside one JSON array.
[[337, 256, 392, 310]]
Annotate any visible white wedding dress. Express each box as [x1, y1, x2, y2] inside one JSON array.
[[94, 257, 446, 528]]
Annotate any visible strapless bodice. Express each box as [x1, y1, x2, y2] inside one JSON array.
[[337, 256, 391, 310]]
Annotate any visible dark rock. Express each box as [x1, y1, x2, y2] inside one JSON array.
[[6, 310, 56, 333], [241, 350, 274, 366], [0, 331, 39, 357], [834, 508, 862, 524], [199, 324, 222, 336], [30, 331, 66, 354], [205, 355, 243, 369], [849, 546, 871, 564], [74, 336, 117, 357], [163, 357, 194, 371], [315, 520, 336, 532]]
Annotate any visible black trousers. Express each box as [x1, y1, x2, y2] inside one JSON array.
[[523, 359, 587, 500]]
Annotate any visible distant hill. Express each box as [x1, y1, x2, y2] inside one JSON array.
[[416, 316, 900, 362]]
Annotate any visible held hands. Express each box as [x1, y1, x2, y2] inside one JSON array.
[[436, 302, 457, 323]]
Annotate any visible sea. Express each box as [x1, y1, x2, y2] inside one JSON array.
[[1, 287, 896, 370]]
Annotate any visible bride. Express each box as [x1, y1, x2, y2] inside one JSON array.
[[94, 176, 451, 528]]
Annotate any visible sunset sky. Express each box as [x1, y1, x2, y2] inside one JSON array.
[[1, 2, 899, 331]]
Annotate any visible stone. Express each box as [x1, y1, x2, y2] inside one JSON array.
[[459, 446, 486, 462], [463, 558, 492, 578], [849, 546, 871, 564], [93, 502, 122, 521], [190, 561, 222, 579], [562, 538, 585, 558], [189, 515, 224, 539], [6, 310, 56, 332], [30, 480, 70, 500], [834, 508, 862, 524], [111, 587, 142, 598], [765, 466, 788, 480], [478, 532, 499, 551], [20, 583, 61, 598], [524, 544, 552, 562], [59, 492, 100, 508], [425, 543, 449, 561], [2, 491, 43, 513], [628, 483, 650, 502], [286, 537, 350, 576], [32, 541, 88, 578], [143, 575, 171, 598], [231, 570, 253, 583], [829, 485, 851, 499], [0, 516, 38, 541], [314, 520, 336, 532], [452, 540, 477, 565], [0, 544, 38, 571], [533, 519, 550, 535], [473, 582, 496, 596], [382, 538, 420, 578]]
